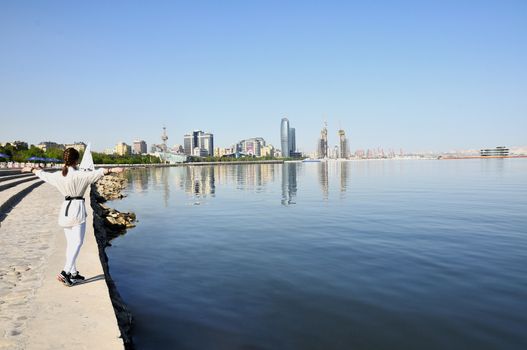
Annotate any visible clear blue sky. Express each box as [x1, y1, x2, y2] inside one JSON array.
[[1, 0, 526, 153]]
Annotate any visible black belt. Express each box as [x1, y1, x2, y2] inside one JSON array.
[[64, 196, 85, 216]]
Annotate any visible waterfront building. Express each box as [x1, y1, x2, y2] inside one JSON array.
[[317, 123, 328, 159], [260, 144, 275, 157], [338, 129, 348, 159], [238, 137, 266, 157], [480, 146, 509, 156], [161, 153, 187, 164], [280, 118, 299, 158], [133, 140, 147, 155], [199, 132, 214, 156], [172, 144, 184, 154], [115, 142, 131, 156], [37, 141, 64, 152], [289, 128, 296, 155], [184, 130, 214, 157], [214, 147, 234, 157], [280, 118, 290, 158], [183, 134, 193, 155], [192, 147, 209, 157]]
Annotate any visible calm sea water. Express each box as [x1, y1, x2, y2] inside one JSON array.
[[108, 159, 527, 350]]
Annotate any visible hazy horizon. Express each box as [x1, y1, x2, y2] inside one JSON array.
[[1, 1, 526, 153]]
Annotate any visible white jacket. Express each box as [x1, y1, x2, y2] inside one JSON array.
[[35, 167, 105, 227]]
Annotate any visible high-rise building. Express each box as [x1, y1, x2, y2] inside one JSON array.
[[280, 118, 290, 158], [161, 127, 168, 152], [184, 130, 214, 157], [280, 118, 300, 157], [115, 142, 131, 156], [289, 127, 296, 154], [333, 145, 339, 159], [338, 130, 348, 159], [183, 134, 193, 155], [317, 122, 328, 159], [133, 140, 147, 155], [199, 132, 214, 156]]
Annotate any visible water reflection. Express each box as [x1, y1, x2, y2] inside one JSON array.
[[126, 162, 354, 205], [127, 167, 170, 206], [316, 161, 351, 199], [178, 166, 216, 197], [281, 163, 298, 205], [131, 168, 149, 193], [319, 161, 329, 200], [339, 161, 347, 192]]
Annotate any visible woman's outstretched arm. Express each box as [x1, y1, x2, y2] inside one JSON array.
[[21, 166, 57, 186], [88, 167, 125, 184]]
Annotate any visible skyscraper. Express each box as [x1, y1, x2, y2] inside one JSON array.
[[338, 129, 348, 159], [133, 140, 147, 155], [280, 118, 290, 158], [199, 132, 214, 156], [289, 127, 296, 154], [183, 130, 214, 156], [318, 122, 328, 159]]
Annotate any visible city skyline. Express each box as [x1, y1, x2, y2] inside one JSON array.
[[2, 121, 527, 158], [1, 2, 526, 152]]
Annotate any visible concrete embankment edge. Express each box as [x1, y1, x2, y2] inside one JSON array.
[[90, 185, 135, 349]]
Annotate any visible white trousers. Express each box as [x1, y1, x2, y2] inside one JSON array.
[[63, 222, 86, 274]]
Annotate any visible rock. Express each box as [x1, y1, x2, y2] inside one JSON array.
[[105, 217, 118, 226]]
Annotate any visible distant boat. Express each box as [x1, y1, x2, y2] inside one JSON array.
[[302, 159, 321, 163]]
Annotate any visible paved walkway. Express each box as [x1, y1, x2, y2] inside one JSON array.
[[0, 183, 122, 349]]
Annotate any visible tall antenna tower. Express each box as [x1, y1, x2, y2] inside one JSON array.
[[160, 126, 169, 163], [161, 126, 168, 152]]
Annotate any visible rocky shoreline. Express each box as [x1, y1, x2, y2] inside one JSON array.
[[91, 174, 136, 349]]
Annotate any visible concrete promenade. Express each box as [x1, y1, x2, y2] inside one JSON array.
[[0, 179, 122, 349]]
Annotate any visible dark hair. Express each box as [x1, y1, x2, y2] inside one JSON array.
[[62, 148, 80, 176]]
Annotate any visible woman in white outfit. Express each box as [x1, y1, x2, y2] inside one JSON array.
[[22, 148, 123, 286]]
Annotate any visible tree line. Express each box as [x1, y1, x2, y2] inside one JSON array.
[[0, 143, 161, 164]]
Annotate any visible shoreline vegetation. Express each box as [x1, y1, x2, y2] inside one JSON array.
[[0, 143, 164, 164], [91, 174, 136, 349]]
